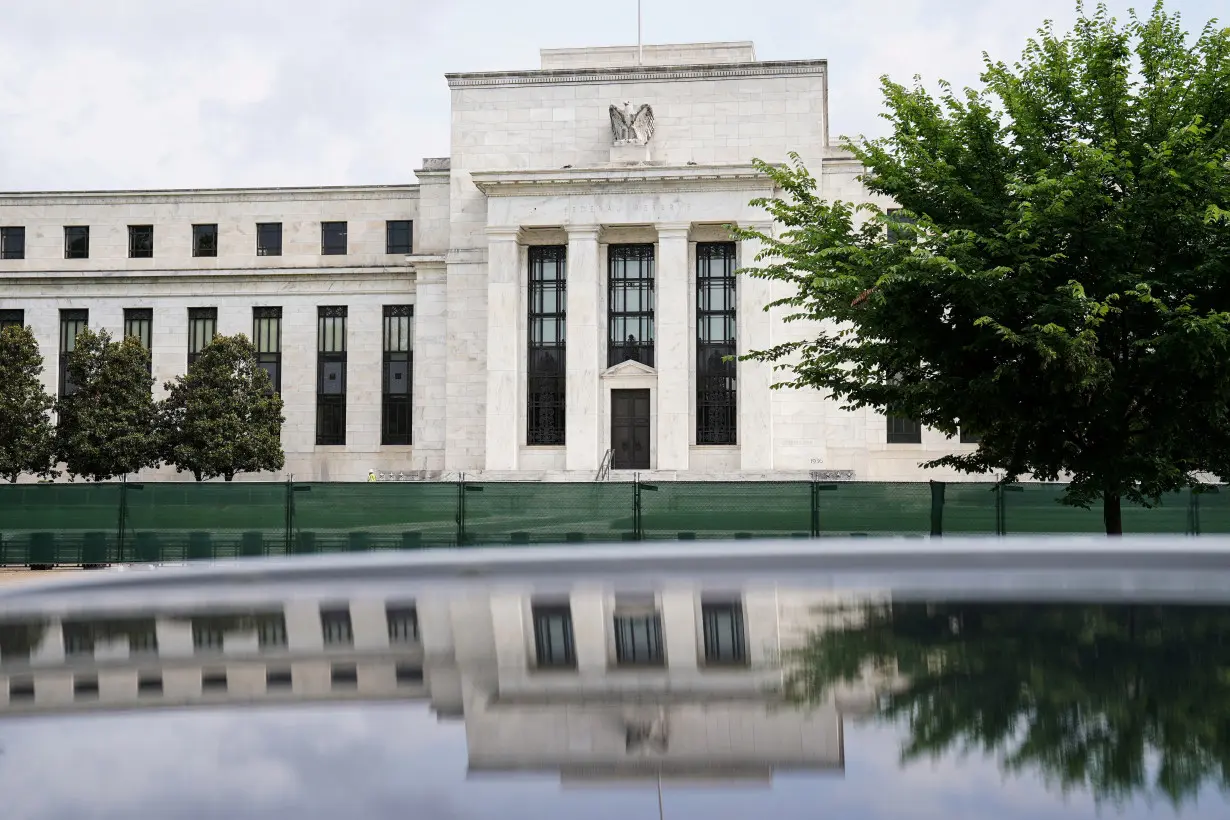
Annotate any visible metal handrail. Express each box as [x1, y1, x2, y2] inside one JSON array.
[[596, 448, 614, 482]]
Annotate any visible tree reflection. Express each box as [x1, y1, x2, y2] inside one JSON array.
[[784, 603, 1230, 806]]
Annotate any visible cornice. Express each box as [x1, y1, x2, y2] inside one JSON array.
[[0, 185, 420, 207], [471, 163, 775, 197], [446, 59, 826, 89]]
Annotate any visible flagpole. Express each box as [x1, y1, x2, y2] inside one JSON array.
[[637, 0, 643, 65]]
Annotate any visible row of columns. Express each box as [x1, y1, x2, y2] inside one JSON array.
[[485, 222, 774, 473]]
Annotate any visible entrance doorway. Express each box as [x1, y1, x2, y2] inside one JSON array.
[[611, 389, 650, 470]]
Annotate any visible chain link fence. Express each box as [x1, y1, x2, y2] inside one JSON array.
[[0, 479, 1221, 566]]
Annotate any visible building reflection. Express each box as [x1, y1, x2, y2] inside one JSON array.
[[0, 584, 880, 783]]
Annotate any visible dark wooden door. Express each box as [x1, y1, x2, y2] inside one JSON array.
[[611, 389, 651, 470]]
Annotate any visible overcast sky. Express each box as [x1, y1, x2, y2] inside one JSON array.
[[0, 0, 1221, 191]]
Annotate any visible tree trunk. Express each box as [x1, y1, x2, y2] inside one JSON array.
[[193, 471, 202, 482], [1103, 492, 1123, 536]]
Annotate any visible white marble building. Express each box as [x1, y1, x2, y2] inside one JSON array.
[[0, 41, 977, 483], [0, 582, 866, 781]]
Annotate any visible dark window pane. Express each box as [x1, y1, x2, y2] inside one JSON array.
[[0, 227, 25, 260], [0, 309, 24, 332], [321, 608, 353, 646], [123, 308, 153, 350], [64, 226, 90, 259], [128, 225, 153, 258], [887, 415, 922, 444], [532, 604, 575, 668], [697, 242, 737, 445], [607, 244, 654, 368], [58, 309, 88, 396], [387, 606, 418, 643], [187, 307, 217, 370], [702, 601, 746, 664], [614, 610, 664, 666], [317, 307, 347, 445], [386, 220, 413, 254], [960, 428, 981, 444], [193, 224, 218, 257], [256, 222, 282, 256], [321, 221, 347, 255], [253, 307, 282, 394], [886, 208, 917, 244], [382, 305, 413, 445], [528, 246, 566, 445]]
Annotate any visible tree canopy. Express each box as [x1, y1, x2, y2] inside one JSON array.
[[55, 328, 159, 481], [158, 334, 285, 481], [734, 2, 1230, 533], [0, 325, 57, 483], [785, 601, 1230, 808]]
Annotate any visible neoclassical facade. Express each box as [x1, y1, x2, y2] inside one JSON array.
[[0, 41, 977, 482]]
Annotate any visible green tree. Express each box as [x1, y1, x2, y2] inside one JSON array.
[[0, 326, 57, 482], [734, 2, 1230, 534], [55, 328, 159, 481], [785, 602, 1230, 807], [158, 334, 285, 481]]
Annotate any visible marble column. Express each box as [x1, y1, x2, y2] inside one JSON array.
[[484, 227, 521, 471], [565, 225, 601, 472], [739, 224, 774, 471], [655, 223, 691, 471]]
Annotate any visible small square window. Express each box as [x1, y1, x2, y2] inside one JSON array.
[[0, 309, 24, 333], [266, 668, 293, 690], [613, 607, 664, 666], [320, 608, 353, 646], [138, 674, 163, 696], [701, 601, 747, 665], [331, 664, 358, 689], [202, 670, 228, 692], [64, 226, 90, 259], [128, 225, 154, 258], [193, 224, 218, 257], [532, 603, 576, 668], [387, 606, 418, 644], [9, 678, 35, 701], [321, 221, 347, 255], [395, 664, 424, 686], [386, 220, 413, 254], [0, 227, 25, 260], [74, 675, 100, 699], [257, 222, 282, 256], [887, 415, 922, 444]]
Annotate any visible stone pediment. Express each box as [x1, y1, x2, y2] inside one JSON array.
[[601, 359, 656, 379]]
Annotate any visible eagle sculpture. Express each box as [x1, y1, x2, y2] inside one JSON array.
[[609, 101, 655, 145]]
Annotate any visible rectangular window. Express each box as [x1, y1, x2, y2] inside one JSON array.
[[701, 601, 747, 665], [266, 668, 293, 690], [886, 208, 916, 243], [321, 221, 347, 255], [331, 664, 358, 689], [253, 307, 282, 394], [192, 622, 225, 653], [608, 244, 655, 367], [387, 606, 419, 644], [0, 309, 23, 332], [316, 306, 347, 445], [64, 226, 90, 259], [59, 309, 88, 396], [192, 224, 218, 257], [9, 678, 34, 701], [187, 307, 217, 370], [959, 428, 981, 444], [128, 225, 153, 258], [124, 308, 153, 376], [613, 605, 664, 666], [256, 614, 287, 649], [0, 227, 25, 260], [202, 670, 228, 692], [887, 415, 922, 444], [138, 674, 163, 696], [381, 305, 413, 445], [386, 220, 413, 254], [528, 246, 566, 446], [532, 603, 576, 668], [124, 308, 152, 350], [696, 242, 737, 445], [257, 222, 282, 256], [320, 608, 353, 646], [74, 675, 100, 699]]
